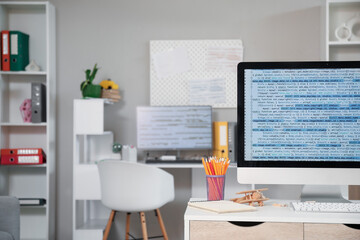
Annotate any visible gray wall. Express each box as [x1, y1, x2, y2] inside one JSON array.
[[52, 0, 323, 239]]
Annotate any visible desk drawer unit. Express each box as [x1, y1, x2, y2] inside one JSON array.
[[189, 221, 303, 240], [304, 223, 360, 240]]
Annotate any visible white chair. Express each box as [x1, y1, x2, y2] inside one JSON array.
[[97, 160, 175, 240]]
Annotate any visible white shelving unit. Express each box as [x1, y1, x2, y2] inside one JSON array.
[[325, 0, 360, 60], [73, 99, 121, 240], [0, 2, 55, 240], [325, 0, 360, 201]]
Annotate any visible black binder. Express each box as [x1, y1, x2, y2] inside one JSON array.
[[31, 83, 46, 123]]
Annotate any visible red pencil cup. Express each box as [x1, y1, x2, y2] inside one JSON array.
[[206, 175, 225, 201]]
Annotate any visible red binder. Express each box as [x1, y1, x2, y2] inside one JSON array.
[[1, 30, 10, 71], [0, 148, 46, 165], [1, 148, 45, 156], [0, 154, 46, 165]]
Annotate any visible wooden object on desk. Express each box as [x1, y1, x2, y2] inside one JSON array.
[[231, 188, 269, 206]]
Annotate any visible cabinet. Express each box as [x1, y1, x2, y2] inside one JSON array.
[[189, 221, 303, 240], [325, 0, 360, 60], [0, 2, 55, 240], [73, 99, 120, 240], [184, 199, 360, 240], [189, 221, 360, 240]]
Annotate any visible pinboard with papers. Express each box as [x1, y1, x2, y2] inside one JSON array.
[[150, 40, 243, 108]]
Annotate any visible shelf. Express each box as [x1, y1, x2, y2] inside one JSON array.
[[329, 41, 360, 46], [1, 164, 47, 168], [22, 239, 46, 240], [77, 218, 107, 230], [0, 1, 47, 7], [75, 131, 113, 136], [0, 71, 47, 75], [20, 205, 46, 209], [0, 122, 47, 127]]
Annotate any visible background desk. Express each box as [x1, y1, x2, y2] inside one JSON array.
[[184, 199, 360, 240]]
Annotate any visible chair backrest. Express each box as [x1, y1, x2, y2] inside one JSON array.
[[0, 196, 20, 240], [97, 160, 175, 212]]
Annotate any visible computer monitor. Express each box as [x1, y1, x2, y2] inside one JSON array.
[[137, 105, 212, 150], [237, 61, 360, 201]]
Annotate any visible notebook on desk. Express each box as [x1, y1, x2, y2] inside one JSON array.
[[188, 200, 256, 214]]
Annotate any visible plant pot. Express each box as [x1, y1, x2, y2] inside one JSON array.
[[82, 84, 102, 98]]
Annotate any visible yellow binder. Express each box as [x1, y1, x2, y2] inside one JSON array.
[[212, 122, 228, 159]]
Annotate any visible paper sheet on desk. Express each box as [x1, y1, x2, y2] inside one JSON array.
[[188, 200, 256, 214]]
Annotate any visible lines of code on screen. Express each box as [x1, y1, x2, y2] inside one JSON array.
[[244, 68, 360, 162]]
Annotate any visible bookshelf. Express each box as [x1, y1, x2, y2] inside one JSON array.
[[325, 0, 360, 200], [0, 2, 55, 240], [73, 99, 119, 240], [325, 0, 360, 60]]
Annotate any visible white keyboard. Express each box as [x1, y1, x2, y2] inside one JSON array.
[[291, 201, 360, 213]]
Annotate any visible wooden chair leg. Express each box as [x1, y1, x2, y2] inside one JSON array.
[[125, 212, 131, 240], [155, 208, 169, 240], [103, 210, 116, 240], [139, 212, 148, 240]]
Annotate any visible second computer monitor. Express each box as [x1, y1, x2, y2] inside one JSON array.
[[137, 106, 212, 150]]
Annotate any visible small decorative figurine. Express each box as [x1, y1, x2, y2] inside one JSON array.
[[81, 64, 102, 98], [100, 79, 121, 102], [112, 142, 122, 153], [25, 60, 41, 72], [100, 79, 119, 89], [19, 99, 32, 122], [231, 188, 269, 206]]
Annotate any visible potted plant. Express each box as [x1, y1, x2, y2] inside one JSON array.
[[80, 63, 102, 98]]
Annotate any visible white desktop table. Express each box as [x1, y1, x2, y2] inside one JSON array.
[[184, 199, 360, 240]]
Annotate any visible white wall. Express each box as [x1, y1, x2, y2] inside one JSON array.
[[52, 0, 323, 239]]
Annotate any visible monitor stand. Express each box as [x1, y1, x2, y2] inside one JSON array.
[[300, 185, 349, 203]]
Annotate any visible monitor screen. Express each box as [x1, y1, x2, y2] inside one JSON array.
[[137, 106, 212, 150], [237, 61, 360, 185]]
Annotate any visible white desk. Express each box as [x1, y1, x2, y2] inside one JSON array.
[[184, 199, 360, 240]]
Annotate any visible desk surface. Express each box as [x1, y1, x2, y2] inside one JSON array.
[[185, 199, 360, 224], [145, 162, 237, 169]]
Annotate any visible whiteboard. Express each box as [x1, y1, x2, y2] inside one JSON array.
[[150, 40, 243, 108]]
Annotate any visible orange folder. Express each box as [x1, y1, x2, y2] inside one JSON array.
[[212, 122, 229, 159], [1, 30, 10, 71]]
